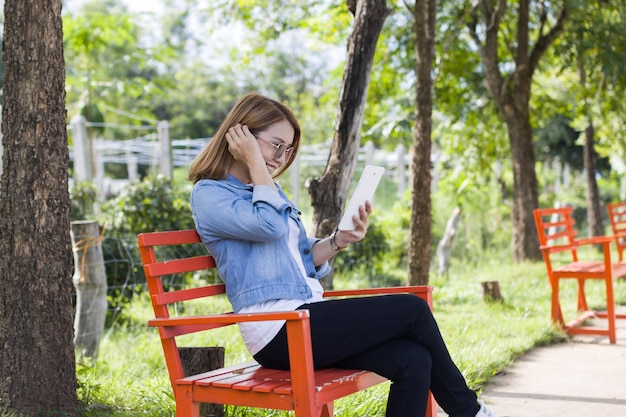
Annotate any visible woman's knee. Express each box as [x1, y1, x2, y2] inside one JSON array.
[[371, 339, 432, 382], [396, 341, 432, 380], [393, 294, 432, 319]]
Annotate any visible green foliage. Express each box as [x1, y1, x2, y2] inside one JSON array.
[[70, 181, 98, 221], [76, 362, 104, 408], [377, 192, 412, 270], [96, 175, 194, 322], [534, 115, 611, 175], [101, 174, 193, 236], [0, 405, 20, 417], [334, 220, 395, 286], [63, 3, 168, 138]]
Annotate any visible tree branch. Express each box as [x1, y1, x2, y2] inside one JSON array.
[[528, 7, 569, 76]]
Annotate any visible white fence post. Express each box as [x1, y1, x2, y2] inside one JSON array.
[[126, 152, 139, 182], [71, 115, 92, 182], [158, 120, 172, 178]]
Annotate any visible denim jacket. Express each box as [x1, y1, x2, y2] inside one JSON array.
[[190, 175, 331, 312]]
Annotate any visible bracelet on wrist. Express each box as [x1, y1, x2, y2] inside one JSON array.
[[330, 231, 348, 251]]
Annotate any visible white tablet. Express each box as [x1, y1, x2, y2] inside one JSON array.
[[338, 165, 385, 231]]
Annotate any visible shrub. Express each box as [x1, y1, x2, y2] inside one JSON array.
[[70, 180, 98, 221], [98, 174, 196, 323], [102, 174, 194, 235]]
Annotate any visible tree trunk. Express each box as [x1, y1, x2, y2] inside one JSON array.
[[0, 1, 78, 415], [583, 124, 604, 239], [407, 0, 436, 285], [179, 347, 225, 417], [71, 220, 108, 360], [507, 115, 542, 261], [308, 0, 391, 289], [470, 0, 567, 262]]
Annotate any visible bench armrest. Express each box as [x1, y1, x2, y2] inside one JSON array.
[[575, 236, 614, 245], [149, 310, 312, 339], [540, 237, 613, 254], [324, 285, 432, 298], [148, 309, 309, 328]]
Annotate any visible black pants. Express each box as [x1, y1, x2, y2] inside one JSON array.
[[253, 294, 480, 417]]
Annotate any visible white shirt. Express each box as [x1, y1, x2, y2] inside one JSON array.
[[238, 218, 325, 355]]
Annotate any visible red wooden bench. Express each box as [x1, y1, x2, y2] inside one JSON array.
[[137, 229, 438, 417], [607, 201, 626, 262], [534, 207, 626, 343]]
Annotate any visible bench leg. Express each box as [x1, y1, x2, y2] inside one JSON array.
[[605, 277, 617, 344], [320, 402, 333, 417], [551, 277, 564, 326], [175, 386, 200, 417], [576, 278, 589, 312], [425, 392, 437, 417]]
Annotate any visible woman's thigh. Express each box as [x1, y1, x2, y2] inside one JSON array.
[[255, 294, 437, 369]]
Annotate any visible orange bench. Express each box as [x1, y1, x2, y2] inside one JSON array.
[[534, 207, 626, 343], [137, 229, 438, 417], [608, 202, 626, 261]]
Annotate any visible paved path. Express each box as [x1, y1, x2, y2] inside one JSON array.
[[437, 306, 626, 417]]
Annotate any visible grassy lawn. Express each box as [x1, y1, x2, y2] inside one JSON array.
[[5, 255, 625, 417], [65, 255, 626, 417]]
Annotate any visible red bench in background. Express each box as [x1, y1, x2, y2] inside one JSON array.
[[608, 201, 626, 261], [534, 207, 626, 343]]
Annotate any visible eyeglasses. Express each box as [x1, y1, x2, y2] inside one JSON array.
[[254, 135, 295, 159]]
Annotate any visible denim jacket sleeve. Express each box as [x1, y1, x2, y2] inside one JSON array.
[[191, 178, 292, 243], [191, 177, 332, 310]]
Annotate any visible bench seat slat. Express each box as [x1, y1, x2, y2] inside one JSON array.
[[198, 366, 384, 396], [209, 368, 277, 389], [230, 370, 291, 391], [273, 369, 382, 395], [554, 261, 626, 278], [178, 361, 262, 385]]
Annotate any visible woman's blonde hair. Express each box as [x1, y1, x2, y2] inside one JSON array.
[[188, 93, 301, 184]]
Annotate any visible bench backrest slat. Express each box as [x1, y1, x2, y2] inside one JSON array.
[[145, 255, 216, 276], [534, 207, 579, 261], [608, 202, 626, 261], [152, 284, 226, 307], [138, 229, 202, 246], [138, 229, 225, 385]]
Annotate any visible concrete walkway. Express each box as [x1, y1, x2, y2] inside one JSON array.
[[438, 306, 626, 417]]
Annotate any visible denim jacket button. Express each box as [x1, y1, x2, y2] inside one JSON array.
[[303, 249, 310, 255], [308, 272, 316, 278]]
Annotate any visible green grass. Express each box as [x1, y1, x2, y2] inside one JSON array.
[[6, 257, 626, 417]]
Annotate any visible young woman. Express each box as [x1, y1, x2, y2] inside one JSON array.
[[188, 93, 501, 417]]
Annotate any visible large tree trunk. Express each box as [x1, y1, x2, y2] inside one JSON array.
[[507, 114, 542, 261], [583, 123, 604, 238], [0, 1, 78, 415], [407, 0, 436, 285], [309, 0, 391, 289], [469, 0, 567, 262]]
